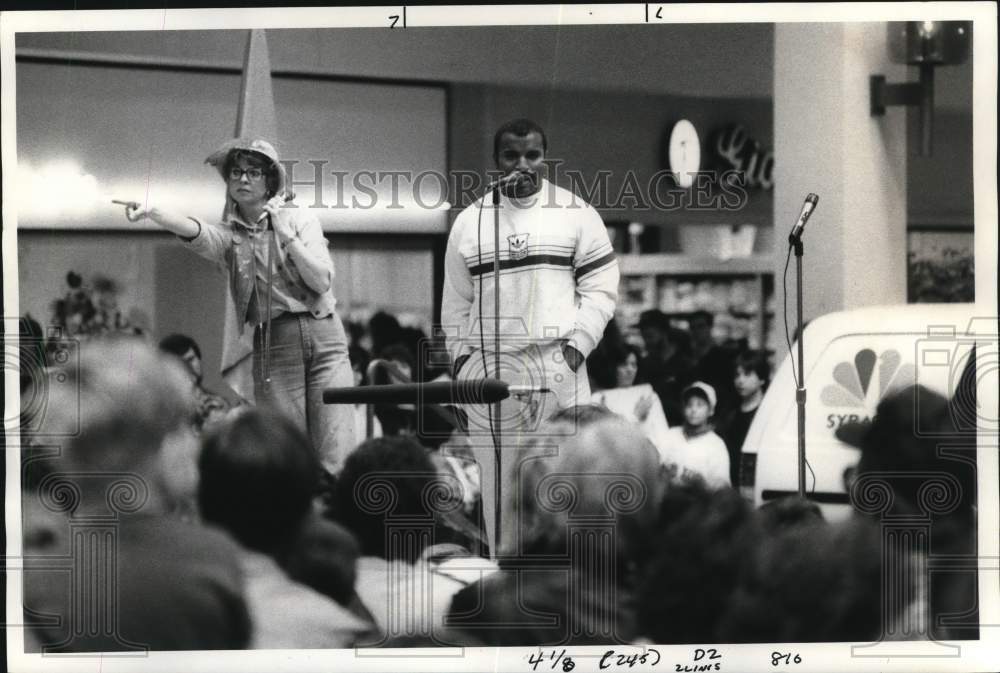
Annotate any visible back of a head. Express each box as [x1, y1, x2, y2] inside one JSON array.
[[654, 478, 716, 526], [199, 407, 320, 555], [758, 495, 824, 533], [547, 403, 618, 427], [331, 436, 441, 563], [41, 337, 194, 473], [368, 311, 402, 353], [850, 384, 978, 636], [448, 564, 630, 646], [637, 484, 757, 644], [854, 384, 976, 520], [158, 333, 201, 360], [719, 517, 885, 643], [504, 417, 662, 561], [282, 512, 361, 606]]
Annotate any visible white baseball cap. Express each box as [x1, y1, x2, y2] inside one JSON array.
[[682, 380, 717, 414]]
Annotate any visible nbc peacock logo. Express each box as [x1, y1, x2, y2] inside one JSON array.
[[821, 348, 916, 411]]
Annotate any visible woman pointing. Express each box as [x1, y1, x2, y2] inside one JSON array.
[[123, 138, 355, 475]]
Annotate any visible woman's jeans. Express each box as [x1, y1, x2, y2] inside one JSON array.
[[253, 312, 356, 475]]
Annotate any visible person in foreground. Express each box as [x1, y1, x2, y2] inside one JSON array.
[[330, 436, 497, 646], [447, 416, 664, 645], [23, 339, 251, 652], [198, 407, 373, 648]]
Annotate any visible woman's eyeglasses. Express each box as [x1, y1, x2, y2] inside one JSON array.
[[228, 167, 265, 182]]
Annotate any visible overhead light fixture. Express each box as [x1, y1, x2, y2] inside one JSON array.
[[870, 21, 971, 156]]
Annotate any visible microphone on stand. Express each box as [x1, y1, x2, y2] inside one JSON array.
[[788, 193, 819, 242], [488, 171, 534, 205], [486, 171, 523, 193], [322, 378, 551, 406], [481, 167, 538, 555], [785, 192, 819, 498]]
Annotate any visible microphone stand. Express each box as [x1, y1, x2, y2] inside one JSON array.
[[251, 210, 275, 396], [256, 193, 294, 395], [491, 184, 503, 552], [788, 231, 806, 497]]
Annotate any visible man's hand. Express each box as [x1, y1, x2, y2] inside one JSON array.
[[453, 353, 471, 378], [561, 343, 584, 373]]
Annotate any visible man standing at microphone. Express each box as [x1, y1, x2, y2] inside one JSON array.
[[443, 118, 619, 421], [441, 119, 619, 551], [121, 138, 355, 476]]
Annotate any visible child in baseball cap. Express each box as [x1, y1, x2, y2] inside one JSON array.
[[658, 381, 731, 490]]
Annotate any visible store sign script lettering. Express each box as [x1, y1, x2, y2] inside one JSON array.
[[715, 124, 774, 190]]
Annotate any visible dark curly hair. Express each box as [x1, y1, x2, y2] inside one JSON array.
[[158, 333, 202, 360], [636, 483, 759, 644], [586, 318, 636, 390], [718, 518, 888, 643], [330, 436, 443, 563], [199, 407, 321, 555]]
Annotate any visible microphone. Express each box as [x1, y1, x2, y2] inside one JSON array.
[[486, 172, 527, 192], [256, 190, 297, 224], [322, 378, 551, 406], [788, 193, 819, 242], [489, 172, 535, 206]]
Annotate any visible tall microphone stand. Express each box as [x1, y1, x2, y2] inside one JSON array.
[[788, 231, 806, 497], [259, 211, 275, 396], [491, 184, 503, 551]]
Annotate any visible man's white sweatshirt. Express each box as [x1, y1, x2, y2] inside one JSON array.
[[442, 179, 619, 363]]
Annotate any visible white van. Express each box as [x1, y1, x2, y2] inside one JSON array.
[[740, 303, 993, 521]]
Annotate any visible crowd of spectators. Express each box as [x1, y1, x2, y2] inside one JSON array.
[[587, 310, 770, 488], [17, 305, 979, 651]]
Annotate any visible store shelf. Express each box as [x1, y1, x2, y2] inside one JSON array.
[[616, 253, 775, 352], [618, 254, 772, 276]]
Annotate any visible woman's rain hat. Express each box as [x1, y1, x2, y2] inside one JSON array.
[[204, 137, 286, 196]]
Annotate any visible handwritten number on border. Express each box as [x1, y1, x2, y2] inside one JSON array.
[[771, 652, 802, 666]]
